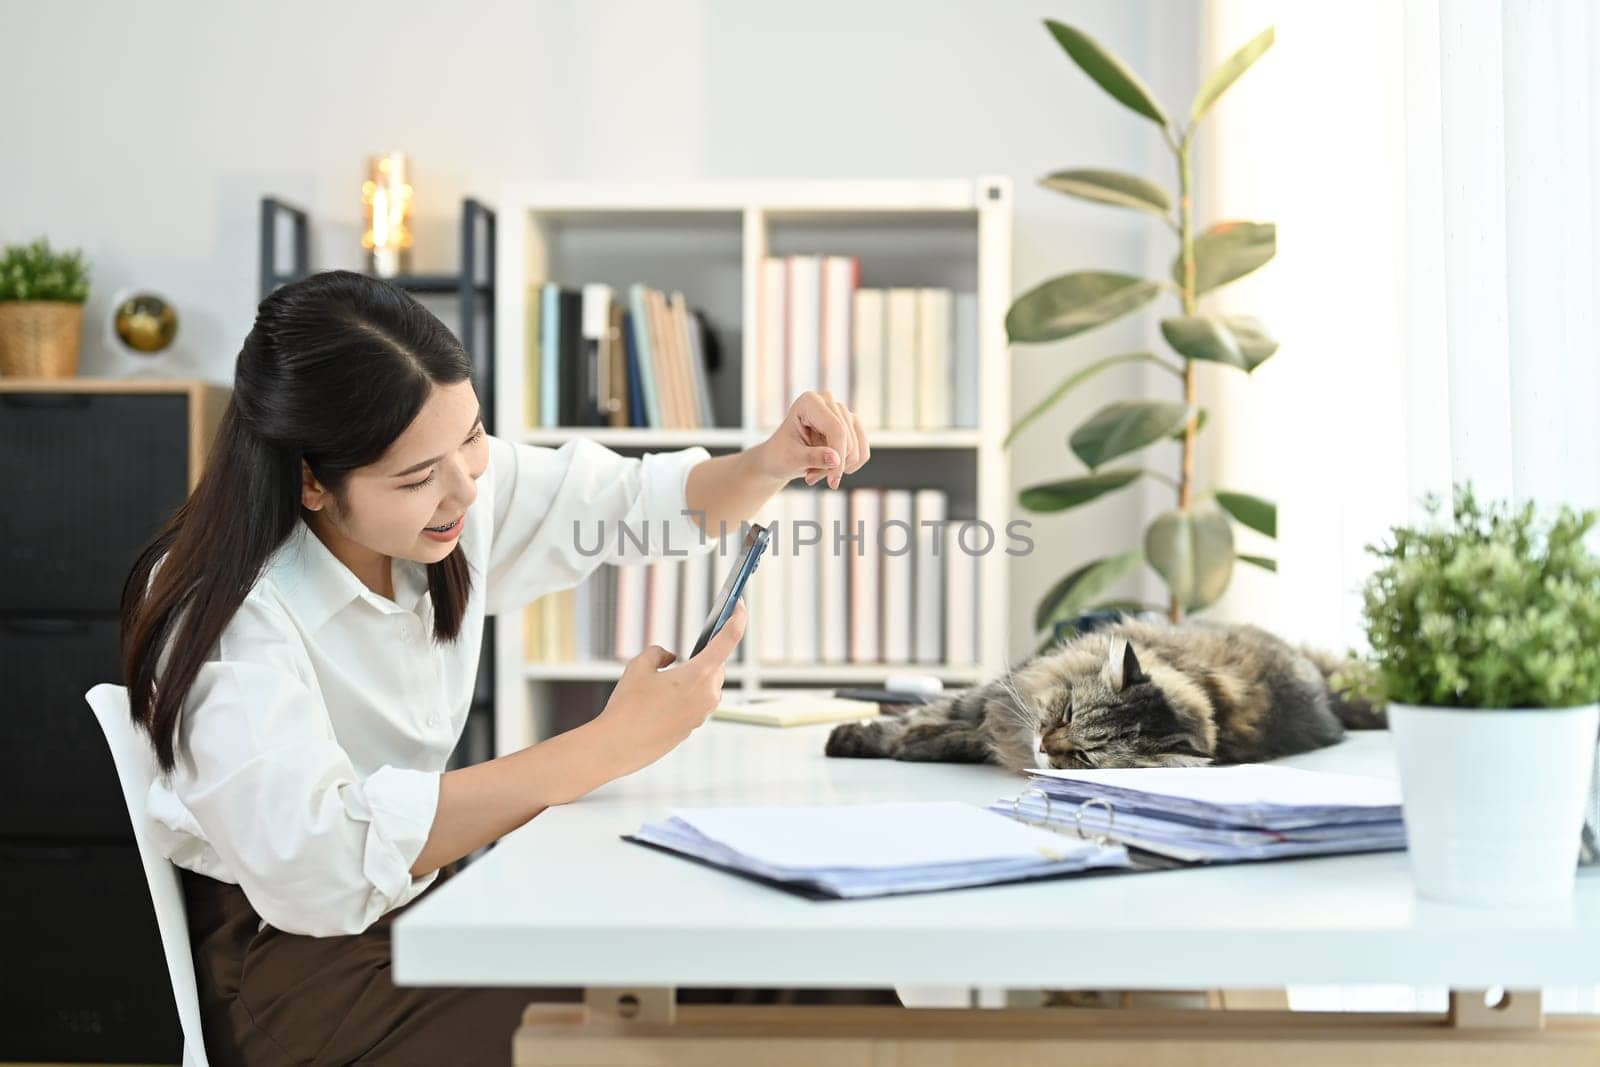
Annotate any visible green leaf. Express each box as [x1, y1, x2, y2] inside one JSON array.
[[1145, 507, 1236, 611], [1216, 491, 1277, 538], [1044, 21, 1172, 128], [1190, 26, 1275, 125], [1039, 169, 1171, 218], [1172, 221, 1276, 296], [1070, 401, 1191, 468], [1034, 550, 1145, 632], [1006, 272, 1160, 344], [1005, 352, 1174, 446], [1088, 599, 1163, 614], [1020, 469, 1144, 513], [1238, 554, 1278, 572], [1160, 315, 1278, 371]]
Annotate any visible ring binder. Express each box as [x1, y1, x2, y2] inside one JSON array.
[[1074, 797, 1116, 846], [1008, 788, 1118, 847]]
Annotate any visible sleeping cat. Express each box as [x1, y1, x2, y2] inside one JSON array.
[[826, 619, 1383, 771]]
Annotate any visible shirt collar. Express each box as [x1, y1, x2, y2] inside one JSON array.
[[266, 519, 430, 634]]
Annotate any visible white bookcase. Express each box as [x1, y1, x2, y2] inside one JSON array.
[[493, 179, 1013, 751]]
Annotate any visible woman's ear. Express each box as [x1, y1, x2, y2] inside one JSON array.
[[300, 459, 330, 513]]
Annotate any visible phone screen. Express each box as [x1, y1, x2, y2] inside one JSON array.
[[689, 523, 769, 658]]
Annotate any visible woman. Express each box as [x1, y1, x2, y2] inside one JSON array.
[[119, 270, 869, 1064]]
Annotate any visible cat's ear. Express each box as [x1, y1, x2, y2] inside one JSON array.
[[1109, 639, 1150, 692]]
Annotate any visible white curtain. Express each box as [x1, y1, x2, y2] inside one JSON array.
[[1198, 0, 1600, 648], [1200, 0, 1600, 1012]]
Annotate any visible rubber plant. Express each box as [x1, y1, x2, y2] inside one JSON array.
[[1006, 19, 1277, 637]]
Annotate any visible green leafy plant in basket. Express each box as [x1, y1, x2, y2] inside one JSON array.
[[1007, 21, 1277, 638], [1354, 486, 1600, 710], [0, 237, 91, 303]]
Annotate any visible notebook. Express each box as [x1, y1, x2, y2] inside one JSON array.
[[710, 693, 880, 728]]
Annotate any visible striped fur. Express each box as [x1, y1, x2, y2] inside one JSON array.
[[825, 619, 1383, 772]]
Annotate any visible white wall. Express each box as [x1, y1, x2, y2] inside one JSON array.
[[2, 0, 1200, 659]]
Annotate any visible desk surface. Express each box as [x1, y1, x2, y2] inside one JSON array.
[[393, 721, 1600, 990]]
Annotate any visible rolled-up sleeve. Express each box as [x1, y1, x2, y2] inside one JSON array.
[[482, 434, 714, 615], [169, 600, 441, 936]]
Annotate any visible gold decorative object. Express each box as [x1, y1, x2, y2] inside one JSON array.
[[0, 302, 82, 378], [361, 152, 414, 278], [113, 292, 179, 354]]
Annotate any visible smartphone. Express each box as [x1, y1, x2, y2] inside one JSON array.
[[689, 522, 770, 658]]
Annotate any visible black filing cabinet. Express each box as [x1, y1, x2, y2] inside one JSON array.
[[1, 380, 227, 1063]]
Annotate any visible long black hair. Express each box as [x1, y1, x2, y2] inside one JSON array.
[[121, 270, 476, 772]]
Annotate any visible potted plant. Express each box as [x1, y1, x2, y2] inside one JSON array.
[[1006, 20, 1280, 640], [1358, 488, 1600, 905], [0, 237, 91, 378]]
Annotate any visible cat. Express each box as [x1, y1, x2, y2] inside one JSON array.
[[826, 619, 1383, 772]]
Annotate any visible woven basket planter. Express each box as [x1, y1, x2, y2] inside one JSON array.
[[0, 300, 84, 378]]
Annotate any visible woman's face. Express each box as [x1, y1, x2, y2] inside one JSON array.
[[304, 380, 490, 570]]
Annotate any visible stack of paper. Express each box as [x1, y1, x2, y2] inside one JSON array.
[[628, 802, 1131, 899], [992, 765, 1406, 864]]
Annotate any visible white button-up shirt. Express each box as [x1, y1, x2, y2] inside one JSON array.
[[145, 435, 711, 937]]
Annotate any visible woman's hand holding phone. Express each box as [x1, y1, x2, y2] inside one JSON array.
[[588, 600, 748, 780]]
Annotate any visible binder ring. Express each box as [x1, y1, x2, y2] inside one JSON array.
[[1011, 787, 1052, 828], [1074, 797, 1116, 846]]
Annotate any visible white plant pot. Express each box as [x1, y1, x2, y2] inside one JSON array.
[[1389, 702, 1600, 906]]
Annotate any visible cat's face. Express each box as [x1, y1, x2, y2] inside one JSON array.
[[1032, 640, 1214, 770]]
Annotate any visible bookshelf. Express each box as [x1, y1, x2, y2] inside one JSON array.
[[493, 179, 1013, 751]]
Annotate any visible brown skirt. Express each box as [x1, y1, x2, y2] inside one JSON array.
[[182, 867, 902, 1065], [180, 866, 575, 1066]]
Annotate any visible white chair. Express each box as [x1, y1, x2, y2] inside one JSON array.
[[85, 683, 210, 1067]]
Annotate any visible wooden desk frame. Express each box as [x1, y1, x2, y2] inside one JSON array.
[[509, 987, 1596, 1066]]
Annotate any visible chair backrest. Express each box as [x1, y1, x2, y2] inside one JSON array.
[[85, 683, 209, 1067]]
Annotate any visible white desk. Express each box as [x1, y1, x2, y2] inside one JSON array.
[[393, 721, 1600, 1065]]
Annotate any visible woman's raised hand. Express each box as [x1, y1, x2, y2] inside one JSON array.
[[758, 390, 872, 490]]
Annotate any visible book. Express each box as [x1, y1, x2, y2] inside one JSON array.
[[913, 489, 946, 664], [916, 289, 952, 430], [607, 300, 630, 428], [884, 289, 919, 428], [848, 488, 883, 663], [944, 522, 977, 667], [684, 302, 717, 427], [710, 692, 879, 727], [581, 284, 614, 427], [818, 487, 849, 663], [758, 492, 789, 664], [786, 255, 823, 405], [627, 284, 663, 428], [758, 258, 788, 429], [557, 288, 582, 426], [670, 291, 708, 429], [952, 291, 979, 429], [525, 282, 542, 427], [851, 289, 885, 430], [644, 288, 680, 428], [642, 559, 680, 654], [540, 283, 560, 428], [881, 490, 914, 663], [821, 256, 858, 405], [614, 562, 647, 660], [785, 489, 821, 664]]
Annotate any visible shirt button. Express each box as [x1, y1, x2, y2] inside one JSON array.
[[427, 714, 440, 727]]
